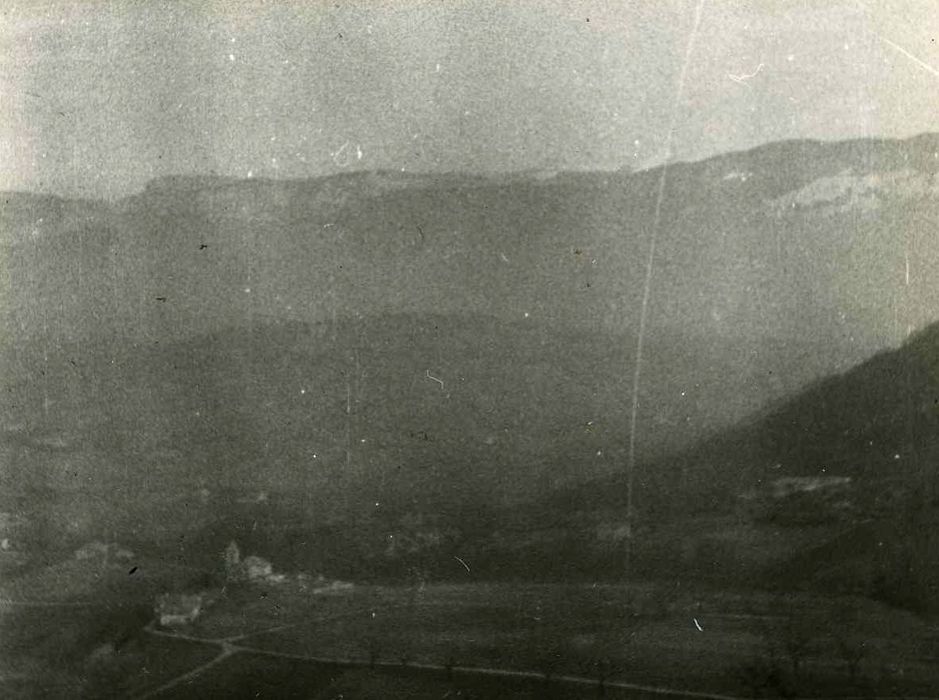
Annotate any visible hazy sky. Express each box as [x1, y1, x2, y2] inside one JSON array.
[[1, 0, 937, 198]]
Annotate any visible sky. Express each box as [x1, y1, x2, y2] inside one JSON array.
[[1, 0, 937, 198]]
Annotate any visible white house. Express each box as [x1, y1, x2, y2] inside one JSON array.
[[156, 593, 203, 627], [75, 541, 134, 562], [771, 476, 851, 499], [243, 555, 273, 581]]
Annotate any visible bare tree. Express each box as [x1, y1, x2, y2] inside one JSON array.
[[735, 656, 791, 699], [831, 599, 866, 684], [530, 632, 565, 690], [585, 656, 619, 697], [835, 636, 866, 683], [361, 589, 387, 671], [779, 613, 815, 680], [364, 633, 381, 670], [536, 649, 562, 685], [577, 633, 629, 697], [443, 650, 457, 682]]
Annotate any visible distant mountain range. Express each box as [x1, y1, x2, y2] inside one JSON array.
[[5, 134, 939, 345], [2, 134, 939, 559]]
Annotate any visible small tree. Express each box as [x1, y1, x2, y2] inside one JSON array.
[[364, 634, 381, 669], [735, 656, 792, 699], [578, 635, 627, 697], [587, 656, 617, 697], [536, 653, 562, 695], [779, 613, 816, 680], [835, 636, 866, 683], [832, 598, 866, 684], [532, 637, 564, 688], [362, 593, 387, 670], [740, 615, 798, 698], [443, 650, 457, 681]]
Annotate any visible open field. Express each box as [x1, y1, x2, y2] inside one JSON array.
[[82, 636, 221, 699], [155, 582, 939, 698], [4, 555, 939, 699], [154, 649, 736, 700]]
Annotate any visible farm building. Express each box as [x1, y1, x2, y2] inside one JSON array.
[[221, 541, 276, 582], [75, 541, 134, 562], [771, 475, 852, 498], [156, 593, 203, 627], [739, 475, 855, 524], [243, 555, 273, 580]]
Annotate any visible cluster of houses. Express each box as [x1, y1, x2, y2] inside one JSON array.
[[155, 541, 353, 628], [769, 475, 852, 499], [223, 541, 353, 591], [738, 474, 855, 523], [156, 593, 205, 627], [74, 541, 135, 563], [223, 541, 278, 583]]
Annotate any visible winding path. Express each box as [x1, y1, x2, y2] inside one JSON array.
[[136, 621, 744, 700], [134, 643, 235, 700], [0, 597, 95, 609], [135, 621, 939, 700]]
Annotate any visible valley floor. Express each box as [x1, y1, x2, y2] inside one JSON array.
[[5, 578, 935, 699]]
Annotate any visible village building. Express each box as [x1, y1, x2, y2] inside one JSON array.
[[738, 475, 855, 523], [325, 579, 354, 592], [223, 540, 241, 579], [155, 593, 203, 628], [75, 541, 134, 562], [222, 541, 275, 582], [235, 490, 269, 505], [243, 555, 273, 580], [75, 541, 110, 560], [770, 475, 852, 499]]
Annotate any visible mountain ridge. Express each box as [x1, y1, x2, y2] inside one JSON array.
[[4, 133, 939, 549]]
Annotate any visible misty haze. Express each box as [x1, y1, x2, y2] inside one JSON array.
[[3, 1, 939, 698]]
